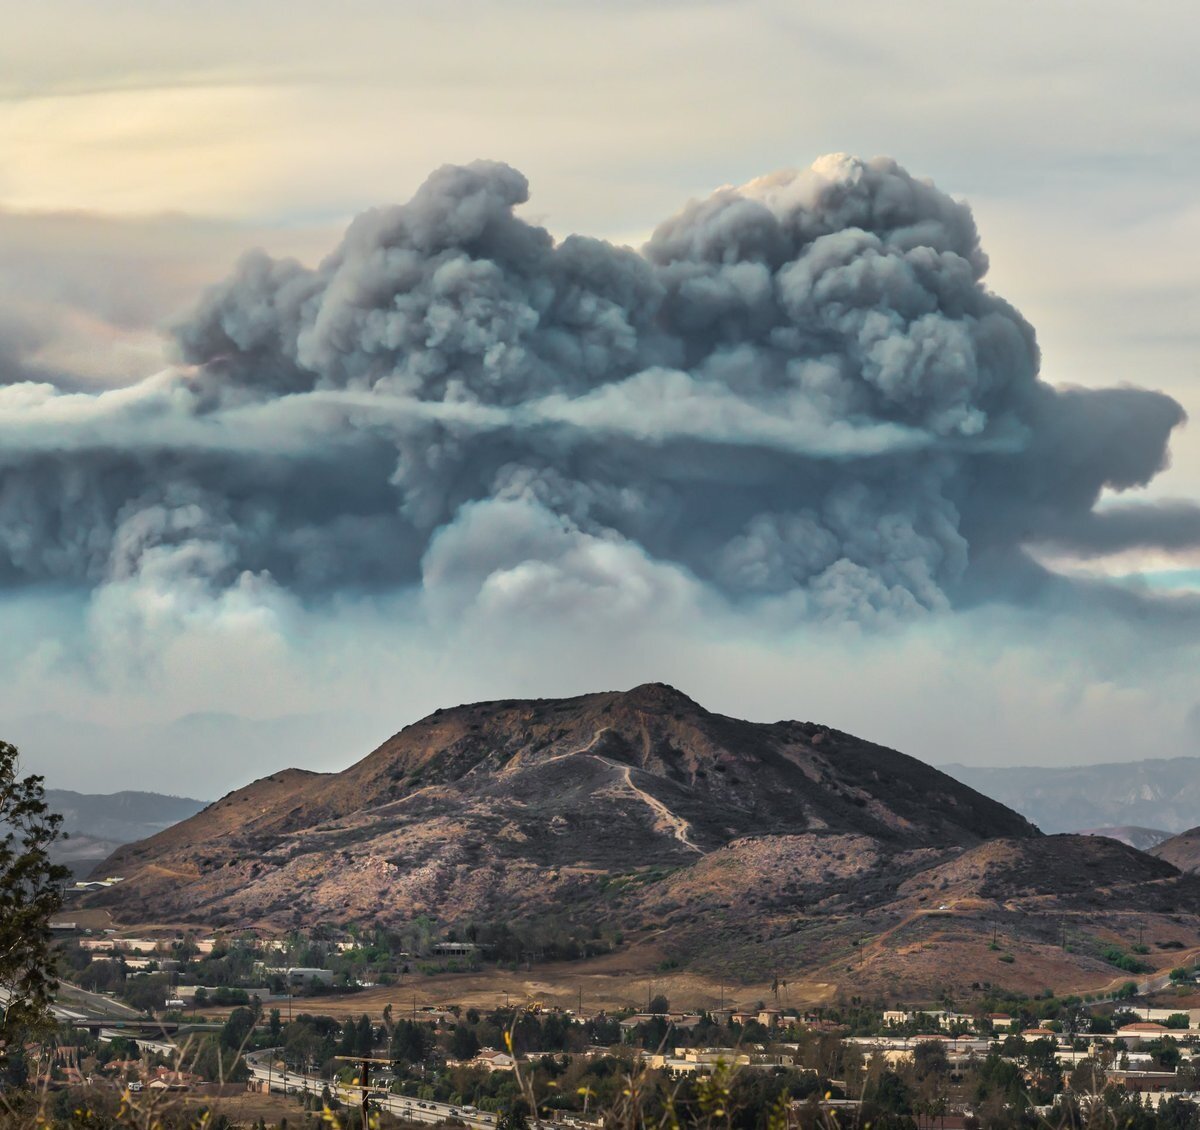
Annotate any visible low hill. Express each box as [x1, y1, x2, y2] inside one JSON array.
[[89, 685, 1200, 999], [1153, 827, 1200, 873], [97, 684, 1033, 923]]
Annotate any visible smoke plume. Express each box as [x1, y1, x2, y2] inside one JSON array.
[[1, 154, 1196, 629]]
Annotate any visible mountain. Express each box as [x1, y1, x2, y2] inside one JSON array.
[[42, 788, 209, 879], [47, 789, 209, 846], [1078, 826, 1173, 852], [88, 685, 1200, 998], [941, 758, 1200, 834], [96, 682, 1033, 913]]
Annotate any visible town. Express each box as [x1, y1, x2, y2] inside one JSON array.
[[11, 917, 1200, 1129]]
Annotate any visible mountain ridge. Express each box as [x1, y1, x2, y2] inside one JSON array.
[[87, 684, 1200, 999], [44, 788, 209, 868], [941, 756, 1200, 834], [95, 683, 1035, 920]]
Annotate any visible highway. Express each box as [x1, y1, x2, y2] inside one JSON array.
[[0, 981, 143, 1026], [244, 1050, 497, 1126], [0, 982, 221, 1049]]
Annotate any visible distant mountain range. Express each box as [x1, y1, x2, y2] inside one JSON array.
[[941, 757, 1200, 835], [1077, 826, 1172, 852], [81, 684, 1200, 1000], [46, 789, 208, 869]]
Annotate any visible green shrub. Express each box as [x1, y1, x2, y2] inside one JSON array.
[[1100, 946, 1150, 974]]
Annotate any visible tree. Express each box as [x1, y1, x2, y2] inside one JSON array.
[[0, 741, 69, 1048], [355, 1012, 374, 1057], [450, 1024, 481, 1061], [391, 1019, 432, 1065], [648, 994, 669, 1014], [122, 972, 169, 1014], [1069, 1058, 1107, 1095], [337, 1016, 356, 1057], [1159, 1095, 1200, 1130], [913, 1040, 948, 1080], [496, 1097, 530, 1130], [221, 1005, 257, 1050]]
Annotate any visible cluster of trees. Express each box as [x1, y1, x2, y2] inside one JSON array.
[[1103, 946, 1154, 975], [0, 740, 69, 1056], [452, 919, 621, 966]]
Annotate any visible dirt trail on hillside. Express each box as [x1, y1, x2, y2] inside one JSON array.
[[538, 727, 614, 767], [536, 729, 705, 854], [604, 759, 705, 854]]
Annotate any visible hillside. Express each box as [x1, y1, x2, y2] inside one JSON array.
[[944, 757, 1200, 834], [1153, 827, 1200, 873], [97, 684, 1032, 917], [89, 685, 1200, 999]]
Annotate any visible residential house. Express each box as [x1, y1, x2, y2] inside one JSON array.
[[472, 1049, 516, 1071], [1115, 1022, 1172, 1047]]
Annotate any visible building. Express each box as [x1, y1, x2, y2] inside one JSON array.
[[284, 967, 334, 986], [1115, 1022, 1171, 1047], [1107, 1070, 1179, 1094], [79, 937, 164, 955], [642, 1048, 792, 1077], [1020, 1028, 1060, 1041], [619, 1013, 702, 1035], [432, 942, 478, 957], [259, 966, 335, 986], [472, 1049, 516, 1071]]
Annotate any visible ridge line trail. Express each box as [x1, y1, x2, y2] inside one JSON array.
[[536, 726, 614, 767]]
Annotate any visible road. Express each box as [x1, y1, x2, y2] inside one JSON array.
[[57, 981, 147, 1020], [0, 980, 147, 1025], [1088, 968, 1177, 1005], [1, 981, 221, 1050], [244, 1049, 499, 1126]]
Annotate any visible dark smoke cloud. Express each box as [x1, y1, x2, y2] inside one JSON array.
[[0, 154, 1195, 624]]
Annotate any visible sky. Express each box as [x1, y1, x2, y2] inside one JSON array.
[[3, 0, 1200, 797]]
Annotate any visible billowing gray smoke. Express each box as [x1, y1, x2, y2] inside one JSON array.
[[1, 154, 1195, 622]]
